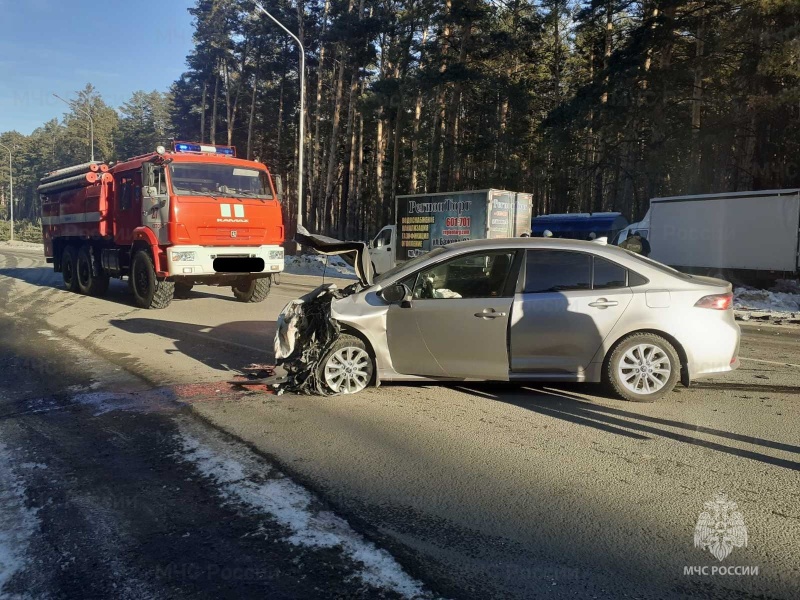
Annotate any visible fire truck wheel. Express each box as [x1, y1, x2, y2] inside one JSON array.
[[61, 245, 79, 292], [76, 245, 109, 297], [232, 276, 271, 303], [131, 250, 175, 309]]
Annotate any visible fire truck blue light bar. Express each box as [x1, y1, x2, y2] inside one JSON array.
[[173, 142, 236, 157]]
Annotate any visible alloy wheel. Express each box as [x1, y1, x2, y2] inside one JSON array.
[[324, 347, 372, 394], [617, 343, 671, 395]]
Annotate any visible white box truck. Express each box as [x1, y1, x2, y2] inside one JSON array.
[[619, 189, 800, 282], [368, 189, 533, 274]]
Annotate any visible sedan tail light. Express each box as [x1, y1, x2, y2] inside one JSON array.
[[695, 293, 733, 310]]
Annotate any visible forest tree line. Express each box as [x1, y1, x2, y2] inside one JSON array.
[[2, 0, 799, 242]]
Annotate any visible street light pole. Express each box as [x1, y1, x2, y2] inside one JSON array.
[[252, 1, 305, 235], [0, 143, 13, 242], [53, 93, 94, 162]]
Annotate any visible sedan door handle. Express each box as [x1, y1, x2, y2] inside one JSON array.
[[588, 298, 619, 308], [474, 309, 507, 319]]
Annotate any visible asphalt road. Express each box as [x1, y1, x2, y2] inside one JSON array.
[[1, 244, 798, 599]]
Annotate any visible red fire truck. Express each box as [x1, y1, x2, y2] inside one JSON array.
[[39, 142, 285, 309]]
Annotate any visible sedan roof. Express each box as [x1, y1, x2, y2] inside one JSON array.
[[381, 237, 713, 289]]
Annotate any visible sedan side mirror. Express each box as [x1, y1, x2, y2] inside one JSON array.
[[379, 283, 409, 304]]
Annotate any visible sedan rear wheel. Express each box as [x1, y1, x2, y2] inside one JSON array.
[[318, 335, 374, 395], [606, 333, 679, 402]]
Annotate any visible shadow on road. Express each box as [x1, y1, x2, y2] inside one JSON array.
[[109, 317, 276, 374], [451, 382, 800, 471], [0, 266, 63, 288], [0, 265, 140, 308], [0, 265, 245, 306]]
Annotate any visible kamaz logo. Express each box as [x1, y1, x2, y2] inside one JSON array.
[[231, 230, 237, 238]]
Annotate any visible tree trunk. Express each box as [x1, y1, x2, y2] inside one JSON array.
[[246, 57, 260, 160], [210, 70, 220, 145], [200, 81, 208, 143], [390, 101, 403, 221], [354, 106, 365, 236], [310, 0, 331, 232], [339, 0, 364, 238], [409, 26, 428, 194], [440, 19, 472, 191], [323, 51, 347, 234], [376, 114, 385, 224], [427, 0, 452, 193], [224, 60, 239, 147], [601, 1, 613, 105]]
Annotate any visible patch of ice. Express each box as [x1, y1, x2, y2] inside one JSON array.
[[283, 254, 357, 280], [177, 421, 434, 599], [0, 443, 39, 593], [71, 389, 176, 415]]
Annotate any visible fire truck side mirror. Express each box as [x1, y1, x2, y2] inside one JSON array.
[[274, 175, 284, 201], [142, 162, 155, 188]]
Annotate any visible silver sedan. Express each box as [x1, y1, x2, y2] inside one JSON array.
[[285, 237, 740, 402]]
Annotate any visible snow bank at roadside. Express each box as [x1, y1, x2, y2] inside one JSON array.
[[734, 280, 800, 323], [284, 254, 357, 280]]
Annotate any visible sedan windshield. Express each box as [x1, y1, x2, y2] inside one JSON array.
[[373, 246, 448, 285], [169, 163, 273, 199]]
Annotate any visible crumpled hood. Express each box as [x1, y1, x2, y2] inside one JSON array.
[[295, 225, 373, 286]]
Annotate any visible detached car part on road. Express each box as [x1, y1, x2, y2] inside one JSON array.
[[275, 231, 740, 402]]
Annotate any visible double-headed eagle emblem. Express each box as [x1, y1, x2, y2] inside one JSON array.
[[694, 493, 748, 561]]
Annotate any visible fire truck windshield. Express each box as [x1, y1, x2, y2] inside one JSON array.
[[169, 163, 273, 199]]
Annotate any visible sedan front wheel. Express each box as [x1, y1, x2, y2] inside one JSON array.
[[317, 335, 374, 395], [606, 333, 680, 402]]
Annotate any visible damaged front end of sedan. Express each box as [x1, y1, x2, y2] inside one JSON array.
[[271, 227, 375, 395]]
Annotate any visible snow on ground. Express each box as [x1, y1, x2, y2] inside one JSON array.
[[176, 418, 434, 599], [734, 279, 800, 321], [283, 254, 357, 280], [0, 443, 39, 594], [0, 240, 43, 251]]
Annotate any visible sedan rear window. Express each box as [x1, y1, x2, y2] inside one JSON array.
[[525, 250, 592, 293], [594, 256, 627, 289]]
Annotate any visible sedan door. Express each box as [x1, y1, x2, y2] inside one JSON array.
[[386, 250, 519, 380], [510, 250, 633, 374]]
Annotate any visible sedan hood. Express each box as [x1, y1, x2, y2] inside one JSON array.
[[295, 225, 373, 286]]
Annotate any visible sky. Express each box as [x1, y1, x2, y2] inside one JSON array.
[[0, 0, 196, 135]]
